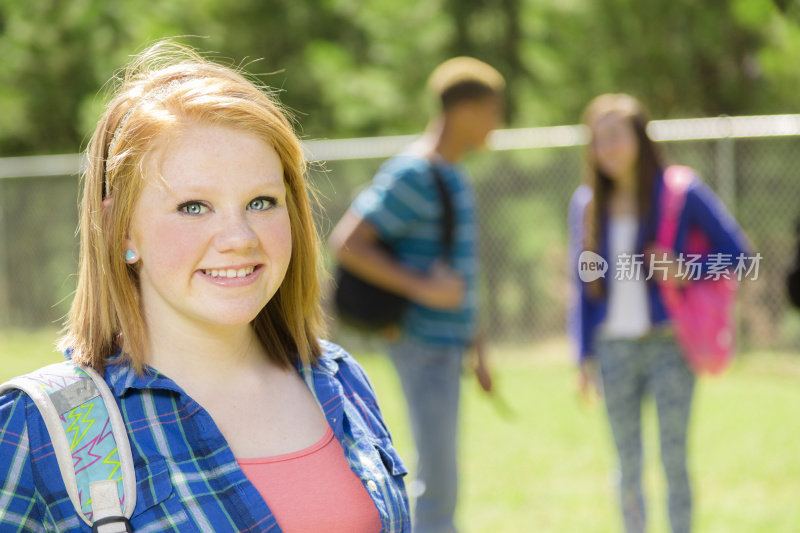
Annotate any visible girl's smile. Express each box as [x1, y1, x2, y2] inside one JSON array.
[[197, 263, 263, 285]]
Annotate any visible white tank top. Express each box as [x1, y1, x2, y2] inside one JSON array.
[[601, 215, 651, 338]]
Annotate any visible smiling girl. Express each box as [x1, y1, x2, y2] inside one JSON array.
[[0, 41, 409, 532]]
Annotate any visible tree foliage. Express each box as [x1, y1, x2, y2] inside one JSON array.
[[1, 0, 800, 156]]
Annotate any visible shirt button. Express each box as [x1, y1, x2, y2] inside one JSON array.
[[367, 480, 378, 492]]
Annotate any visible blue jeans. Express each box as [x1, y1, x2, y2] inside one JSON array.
[[388, 336, 464, 533], [596, 334, 695, 533]]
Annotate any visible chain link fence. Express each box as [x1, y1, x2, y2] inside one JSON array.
[[1, 116, 799, 351]]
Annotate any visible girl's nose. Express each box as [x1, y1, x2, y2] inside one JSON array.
[[214, 212, 258, 252]]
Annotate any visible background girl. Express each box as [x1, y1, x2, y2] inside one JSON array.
[[568, 93, 750, 533]]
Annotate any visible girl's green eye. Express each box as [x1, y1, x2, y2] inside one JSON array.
[[178, 202, 208, 215], [249, 197, 276, 211]]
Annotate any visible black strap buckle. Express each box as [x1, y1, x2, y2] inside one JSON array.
[[91, 515, 133, 532]]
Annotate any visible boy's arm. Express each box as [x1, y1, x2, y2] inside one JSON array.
[[329, 209, 464, 310]]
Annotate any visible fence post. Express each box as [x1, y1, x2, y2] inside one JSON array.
[[715, 119, 736, 215]]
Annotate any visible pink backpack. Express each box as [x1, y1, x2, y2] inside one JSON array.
[[657, 165, 738, 375]]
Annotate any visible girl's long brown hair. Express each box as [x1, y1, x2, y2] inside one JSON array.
[[581, 94, 666, 299]]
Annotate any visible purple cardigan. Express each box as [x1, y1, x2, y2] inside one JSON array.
[[567, 169, 751, 362]]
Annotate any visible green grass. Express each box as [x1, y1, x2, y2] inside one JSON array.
[[2, 331, 799, 532]]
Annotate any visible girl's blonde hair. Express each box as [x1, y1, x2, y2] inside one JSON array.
[[59, 41, 325, 372]]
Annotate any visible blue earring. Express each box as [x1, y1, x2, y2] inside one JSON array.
[[125, 249, 137, 262]]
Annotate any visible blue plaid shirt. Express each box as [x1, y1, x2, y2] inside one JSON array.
[[0, 340, 410, 532]]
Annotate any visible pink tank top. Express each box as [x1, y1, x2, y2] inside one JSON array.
[[237, 426, 382, 533]]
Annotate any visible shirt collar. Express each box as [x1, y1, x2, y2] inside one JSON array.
[[104, 357, 187, 398], [295, 344, 341, 377], [296, 341, 349, 441]]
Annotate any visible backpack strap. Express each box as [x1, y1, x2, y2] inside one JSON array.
[[658, 165, 694, 251], [429, 165, 455, 262], [0, 362, 136, 532]]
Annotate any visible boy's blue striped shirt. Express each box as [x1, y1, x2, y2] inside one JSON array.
[[0, 340, 410, 532], [352, 154, 479, 348]]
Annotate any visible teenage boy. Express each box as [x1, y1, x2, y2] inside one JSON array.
[[329, 57, 504, 533]]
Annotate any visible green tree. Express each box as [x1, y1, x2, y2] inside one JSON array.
[[3, 0, 800, 157]]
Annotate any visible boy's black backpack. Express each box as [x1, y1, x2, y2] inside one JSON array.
[[334, 164, 454, 331]]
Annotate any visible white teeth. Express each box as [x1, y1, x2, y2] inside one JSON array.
[[204, 266, 255, 278]]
